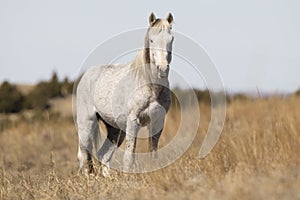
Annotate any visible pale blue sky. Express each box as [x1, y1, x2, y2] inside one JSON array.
[[1, 0, 299, 93]]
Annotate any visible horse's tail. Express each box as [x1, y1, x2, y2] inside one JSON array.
[[93, 127, 100, 155], [93, 113, 102, 153]]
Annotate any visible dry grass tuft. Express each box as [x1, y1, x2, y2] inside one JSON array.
[[0, 96, 299, 199]]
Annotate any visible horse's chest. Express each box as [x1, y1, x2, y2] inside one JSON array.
[[93, 66, 170, 130]]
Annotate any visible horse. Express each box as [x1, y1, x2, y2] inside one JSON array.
[[75, 12, 174, 175]]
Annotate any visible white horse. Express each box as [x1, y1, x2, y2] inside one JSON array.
[[76, 12, 174, 175]]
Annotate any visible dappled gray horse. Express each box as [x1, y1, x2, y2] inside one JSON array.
[[76, 12, 174, 175]]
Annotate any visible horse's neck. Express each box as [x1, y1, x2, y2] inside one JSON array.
[[130, 50, 149, 84]]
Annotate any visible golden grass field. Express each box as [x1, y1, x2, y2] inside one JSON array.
[[0, 95, 300, 199]]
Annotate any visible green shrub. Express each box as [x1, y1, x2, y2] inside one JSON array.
[[295, 89, 300, 96], [0, 81, 24, 113], [24, 82, 51, 110], [230, 93, 250, 102], [60, 77, 74, 96], [48, 72, 62, 98], [24, 72, 70, 110]]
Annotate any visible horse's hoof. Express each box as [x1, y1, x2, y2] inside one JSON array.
[[122, 165, 131, 173], [82, 168, 90, 177], [102, 166, 110, 177]]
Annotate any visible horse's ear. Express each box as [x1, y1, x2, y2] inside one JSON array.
[[149, 12, 156, 26], [166, 12, 174, 24]]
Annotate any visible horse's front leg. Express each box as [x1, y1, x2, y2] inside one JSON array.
[[123, 114, 140, 172], [148, 102, 166, 160], [148, 119, 164, 160]]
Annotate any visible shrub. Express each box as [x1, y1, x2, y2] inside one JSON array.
[[60, 77, 74, 96], [24, 82, 51, 110], [230, 93, 250, 102], [48, 72, 62, 98], [295, 89, 300, 96], [0, 81, 24, 113]]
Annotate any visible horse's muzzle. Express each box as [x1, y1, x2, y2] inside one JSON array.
[[157, 65, 169, 78], [158, 71, 168, 78]]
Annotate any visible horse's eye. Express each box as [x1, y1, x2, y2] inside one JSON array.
[[150, 39, 153, 43]]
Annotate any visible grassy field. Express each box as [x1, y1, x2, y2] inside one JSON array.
[[0, 96, 300, 199]]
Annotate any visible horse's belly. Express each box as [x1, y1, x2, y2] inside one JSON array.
[[94, 81, 129, 130], [93, 65, 132, 130]]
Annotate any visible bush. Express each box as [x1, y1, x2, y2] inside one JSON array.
[[24, 72, 74, 110], [0, 72, 75, 113], [0, 81, 24, 113], [295, 89, 300, 96], [194, 89, 211, 104], [24, 82, 51, 110], [170, 88, 212, 107], [48, 72, 62, 98], [60, 77, 74, 96], [230, 93, 250, 102]]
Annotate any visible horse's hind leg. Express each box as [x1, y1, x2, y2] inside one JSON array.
[[77, 144, 93, 174], [97, 122, 125, 176], [77, 117, 99, 174]]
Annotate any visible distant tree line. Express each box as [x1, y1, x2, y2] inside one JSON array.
[[170, 88, 212, 108], [170, 88, 242, 108], [0, 72, 73, 113], [295, 89, 300, 96], [1, 73, 300, 114]]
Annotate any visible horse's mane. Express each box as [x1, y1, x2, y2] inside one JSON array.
[[130, 19, 172, 84]]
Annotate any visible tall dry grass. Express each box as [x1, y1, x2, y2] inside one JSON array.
[[0, 96, 299, 199]]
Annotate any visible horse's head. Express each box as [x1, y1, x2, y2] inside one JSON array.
[[147, 12, 174, 79]]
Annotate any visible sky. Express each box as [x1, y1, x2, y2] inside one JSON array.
[[0, 0, 300, 93]]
